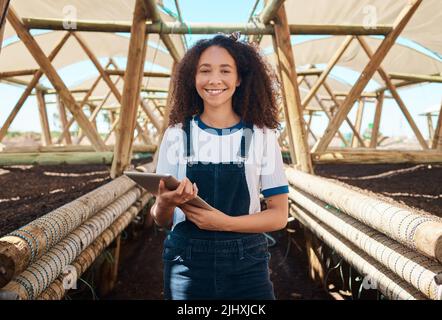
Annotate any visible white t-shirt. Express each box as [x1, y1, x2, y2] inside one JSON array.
[[156, 116, 289, 229]]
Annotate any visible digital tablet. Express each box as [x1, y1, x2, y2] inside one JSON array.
[[123, 171, 214, 210]]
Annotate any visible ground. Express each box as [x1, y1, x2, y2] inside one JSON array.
[[0, 162, 441, 299]]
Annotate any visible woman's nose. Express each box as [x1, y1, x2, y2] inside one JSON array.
[[208, 77, 222, 85]]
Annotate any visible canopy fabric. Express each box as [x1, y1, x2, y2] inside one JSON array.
[[262, 35, 442, 89], [282, 0, 442, 55]]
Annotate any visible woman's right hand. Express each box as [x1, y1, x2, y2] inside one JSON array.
[[155, 177, 199, 209]]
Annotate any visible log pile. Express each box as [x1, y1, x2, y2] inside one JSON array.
[[0, 175, 152, 299], [286, 166, 442, 300]]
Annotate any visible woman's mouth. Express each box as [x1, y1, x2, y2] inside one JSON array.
[[204, 88, 227, 96]]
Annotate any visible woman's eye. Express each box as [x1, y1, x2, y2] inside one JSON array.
[[221, 70, 230, 74], [200, 69, 209, 73]]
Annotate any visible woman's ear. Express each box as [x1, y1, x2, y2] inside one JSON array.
[[236, 78, 241, 87]]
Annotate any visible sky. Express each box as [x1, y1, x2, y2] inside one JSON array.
[[0, 0, 441, 140]]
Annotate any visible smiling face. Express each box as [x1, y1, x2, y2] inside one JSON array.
[[195, 45, 241, 111]]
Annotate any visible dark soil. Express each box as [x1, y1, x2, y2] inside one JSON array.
[[1, 162, 440, 300], [315, 163, 442, 217]]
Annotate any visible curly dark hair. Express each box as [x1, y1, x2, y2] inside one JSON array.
[[168, 35, 281, 129]]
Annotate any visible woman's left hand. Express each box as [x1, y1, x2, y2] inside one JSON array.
[[179, 203, 231, 231]]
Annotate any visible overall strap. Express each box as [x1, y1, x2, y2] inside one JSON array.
[[237, 122, 254, 159], [183, 116, 194, 159]]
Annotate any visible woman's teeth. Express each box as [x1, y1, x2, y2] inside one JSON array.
[[205, 89, 225, 95]]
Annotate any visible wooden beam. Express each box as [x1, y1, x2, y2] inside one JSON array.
[[105, 69, 170, 78], [432, 103, 442, 150], [0, 151, 114, 166], [272, 4, 313, 172], [303, 77, 348, 147], [21, 18, 394, 36], [311, 149, 442, 164], [351, 99, 365, 148], [0, 0, 9, 55], [56, 95, 72, 145], [0, 69, 39, 78], [259, 0, 286, 23], [1, 144, 155, 153], [427, 114, 435, 141], [301, 36, 353, 108], [322, 81, 366, 147], [143, 0, 181, 62], [357, 36, 428, 150], [370, 92, 384, 148], [111, 0, 149, 178], [0, 32, 70, 142], [389, 72, 442, 83], [312, 0, 423, 153], [55, 61, 112, 144], [7, 8, 106, 151], [36, 90, 52, 146]]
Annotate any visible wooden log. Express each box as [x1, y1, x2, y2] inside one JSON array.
[[105, 69, 170, 78], [289, 187, 442, 300], [0, 0, 9, 56], [111, 0, 149, 178], [36, 90, 52, 146], [351, 99, 365, 148], [357, 36, 428, 150], [272, 4, 313, 172], [0, 188, 142, 299], [6, 8, 106, 151], [431, 104, 442, 150], [36, 192, 151, 300], [311, 150, 442, 164], [20, 17, 393, 36], [56, 95, 72, 145], [0, 32, 70, 143], [389, 72, 442, 83], [0, 152, 114, 166], [0, 69, 39, 78], [143, 0, 182, 62], [1, 144, 156, 154], [289, 202, 426, 300], [285, 166, 442, 263], [427, 114, 434, 141], [370, 92, 384, 148], [312, 0, 423, 153], [0, 176, 136, 288]]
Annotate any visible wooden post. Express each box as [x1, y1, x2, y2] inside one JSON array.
[[357, 36, 428, 150], [7, 8, 106, 151], [0, 0, 9, 55], [0, 32, 70, 142], [111, 0, 149, 178], [370, 92, 384, 148], [432, 103, 442, 150], [312, 0, 423, 153], [351, 99, 365, 148], [56, 95, 72, 145], [272, 4, 313, 172], [36, 90, 52, 146], [426, 114, 434, 142]]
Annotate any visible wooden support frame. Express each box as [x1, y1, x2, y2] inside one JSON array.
[[357, 36, 428, 149], [351, 98, 365, 148], [36, 90, 52, 146], [432, 103, 442, 150], [312, 0, 423, 153], [370, 92, 384, 148], [7, 8, 106, 151], [0, 69, 40, 78], [0, 32, 71, 142], [111, 0, 150, 178], [272, 4, 313, 173], [0, 0, 9, 55], [56, 94, 72, 145], [20, 17, 394, 36], [105, 69, 170, 78]]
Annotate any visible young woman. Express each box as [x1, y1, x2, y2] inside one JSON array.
[[150, 34, 289, 300]]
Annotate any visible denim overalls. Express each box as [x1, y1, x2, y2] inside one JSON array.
[[162, 117, 275, 300]]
